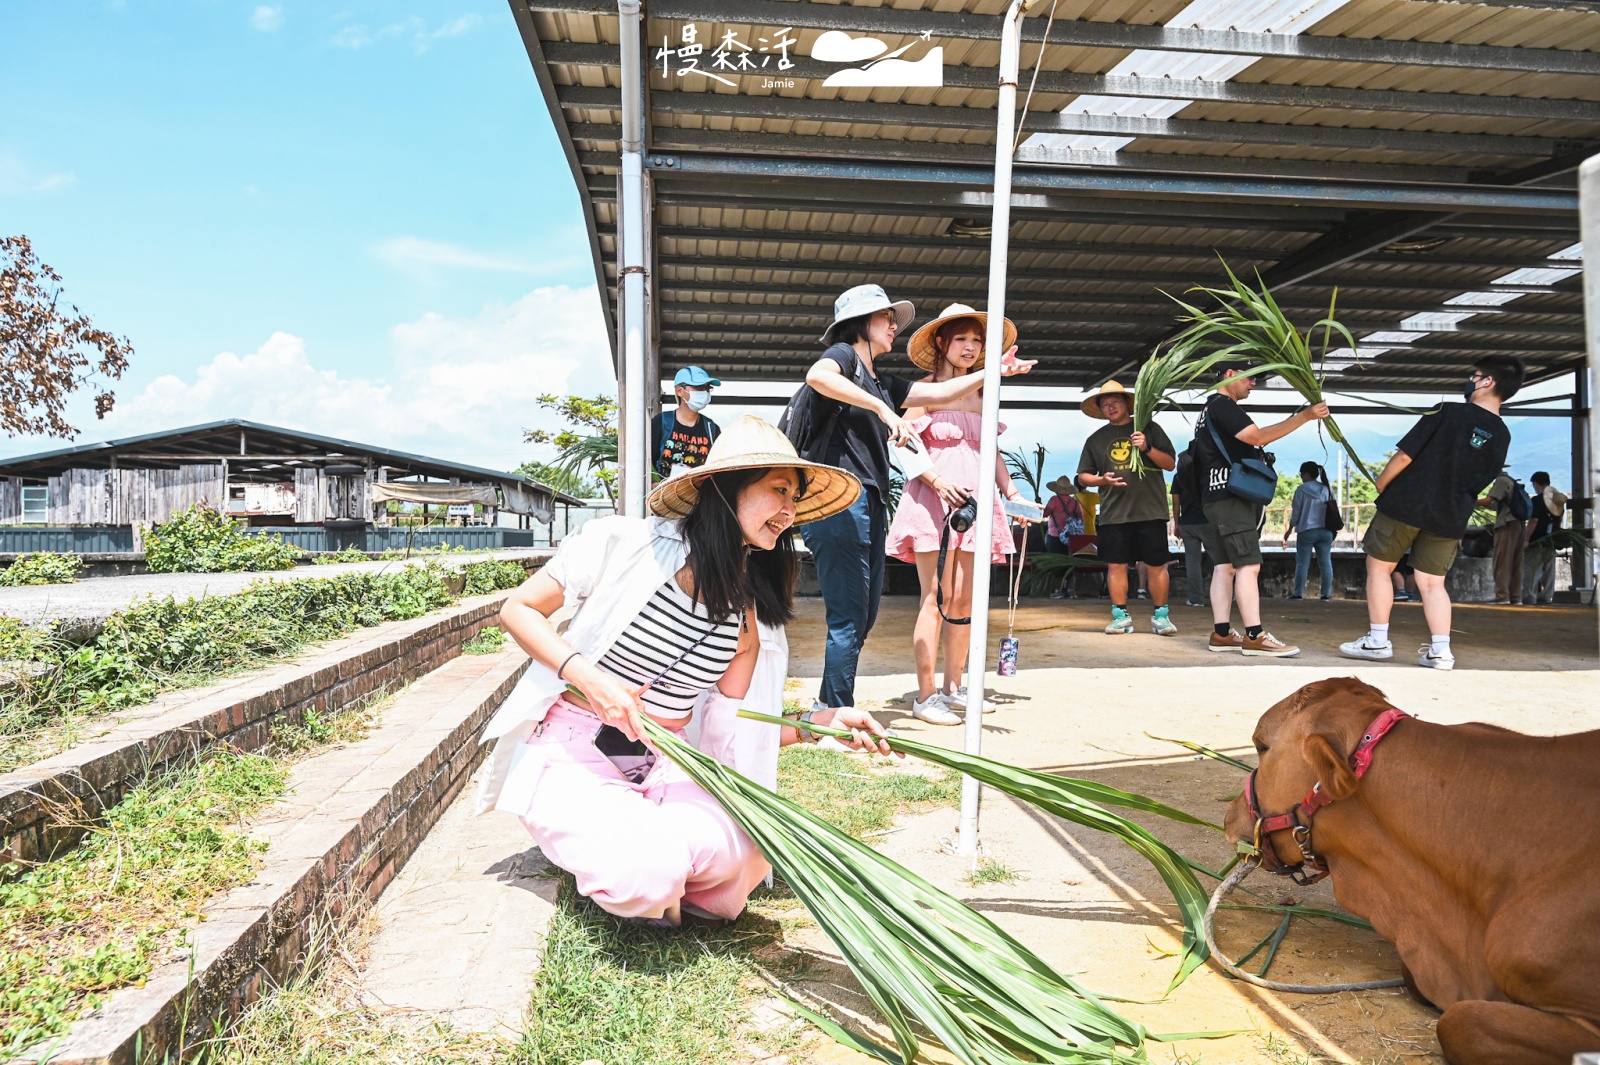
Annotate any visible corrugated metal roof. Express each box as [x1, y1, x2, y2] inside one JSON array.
[[512, 0, 1595, 392]]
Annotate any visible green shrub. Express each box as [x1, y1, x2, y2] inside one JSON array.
[[461, 626, 507, 655], [462, 559, 528, 596], [0, 559, 531, 772], [0, 552, 81, 586], [143, 504, 303, 573], [312, 546, 371, 565]]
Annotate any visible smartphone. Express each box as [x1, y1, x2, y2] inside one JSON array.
[[593, 724, 656, 784], [1004, 499, 1044, 520]]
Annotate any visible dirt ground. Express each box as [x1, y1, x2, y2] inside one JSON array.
[[775, 595, 1600, 1065]]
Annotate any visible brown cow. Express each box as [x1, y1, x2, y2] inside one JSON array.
[[1222, 677, 1600, 1065]]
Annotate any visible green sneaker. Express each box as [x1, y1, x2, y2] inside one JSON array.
[[1104, 607, 1133, 635], [1151, 606, 1178, 637]]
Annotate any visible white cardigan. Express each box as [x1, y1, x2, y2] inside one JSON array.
[[475, 515, 788, 816]]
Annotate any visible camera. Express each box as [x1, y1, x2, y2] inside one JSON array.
[[947, 497, 978, 533]]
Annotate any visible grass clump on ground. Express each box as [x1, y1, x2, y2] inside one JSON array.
[[462, 626, 508, 655], [0, 696, 384, 1057], [144, 503, 303, 573], [0, 558, 529, 772], [964, 857, 1022, 885], [0, 552, 82, 586]]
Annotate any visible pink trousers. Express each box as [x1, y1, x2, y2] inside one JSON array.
[[515, 699, 770, 924]]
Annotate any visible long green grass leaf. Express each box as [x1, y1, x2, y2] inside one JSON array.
[[1143, 732, 1255, 772]]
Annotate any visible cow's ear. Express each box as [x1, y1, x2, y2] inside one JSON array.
[[1303, 733, 1359, 800]]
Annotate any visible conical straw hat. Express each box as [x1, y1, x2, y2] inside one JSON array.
[[907, 303, 1018, 372], [648, 415, 862, 524]]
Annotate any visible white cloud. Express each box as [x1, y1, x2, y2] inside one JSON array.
[[330, 14, 480, 52], [330, 23, 372, 49], [0, 153, 75, 196], [77, 286, 615, 471], [372, 236, 536, 275], [248, 5, 283, 31]]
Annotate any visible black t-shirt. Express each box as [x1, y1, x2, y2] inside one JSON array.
[[650, 411, 721, 479], [807, 342, 912, 496], [1171, 449, 1208, 526], [1377, 402, 1510, 539], [1191, 394, 1263, 504]]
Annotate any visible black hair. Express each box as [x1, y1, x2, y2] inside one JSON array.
[[1532, 470, 1551, 486], [829, 313, 876, 348], [1473, 355, 1525, 401], [680, 466, 806, 627], [1299, 461, 1330, 488]]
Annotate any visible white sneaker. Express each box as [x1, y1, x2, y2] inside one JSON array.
[[1339, 635, 1394, 660], [1104, 608, 1134, 635], [1418, 645, 1456, 670], [944, 685, 995, 714], [911, 693, 963, 725]]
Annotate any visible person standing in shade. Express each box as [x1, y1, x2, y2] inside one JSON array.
[[1074, 382, 1179, 636], [1192, 367, 1329, 657], [1170, 445, 1210, 607], [1480, 468, 1526, 605], [1340, 355, 1522, 670], [1523, 471, 1568, 605], [1283, 462, 1336, 601], [651, 366, 723, 481], [795, 284, 1035, 712], [1043, 476, 1086, 599]]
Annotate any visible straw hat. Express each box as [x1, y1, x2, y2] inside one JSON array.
[[1081, 381, 1134, 419], [1045, 476, 1076, 496], [906, 303, 1018, 372], [648, 415, 862, 524]]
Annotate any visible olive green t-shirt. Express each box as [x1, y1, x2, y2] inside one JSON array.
[[1076, 421, 1174, 526]]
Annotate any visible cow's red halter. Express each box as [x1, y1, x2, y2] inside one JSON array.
[[1244, 707, 1411, 886]]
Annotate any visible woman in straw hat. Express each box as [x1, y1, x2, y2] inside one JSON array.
[[476, 416, 894, 925], [799, 285, 1035, 714], [884, 304, 1042, 725]]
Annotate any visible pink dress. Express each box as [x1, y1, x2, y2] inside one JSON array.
[[886, 410, 1014, 564]]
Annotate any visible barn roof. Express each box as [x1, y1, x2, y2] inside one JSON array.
[[510, 0, 1594, 393], [0, 419, 586, 504]]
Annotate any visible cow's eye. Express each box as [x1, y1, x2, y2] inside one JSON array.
[[1255, 744, 1268, 756]]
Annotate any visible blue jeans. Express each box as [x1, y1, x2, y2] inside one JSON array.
[[1294, 527, 1335, 598], [799, 487, 886, 708]]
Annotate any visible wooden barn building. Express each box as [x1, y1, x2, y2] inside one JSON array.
[[0, 420, 584, 553]]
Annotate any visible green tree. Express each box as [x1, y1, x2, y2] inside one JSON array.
[[523, 394, 618, 502], [516, 460, 602, 499]]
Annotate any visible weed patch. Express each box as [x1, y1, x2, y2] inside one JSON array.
[[144, 503, 302, 573], [0, 552, 81, 586], [776, 744, 962, 841], [964, 857, 1022, 885], [462, 626, 508, 655], [0, 558, 528, 772]]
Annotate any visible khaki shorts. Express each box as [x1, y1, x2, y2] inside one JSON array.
[[1363, 510, 1459, 576], [1199, 495, 1264, 567]]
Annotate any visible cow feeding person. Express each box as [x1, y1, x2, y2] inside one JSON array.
[[1340, 355, 1522, 670], [1191, 366, 1329, 657], [885, 303, 1040, 725], [1074, 381, 1178, 637], [476, 416, 893, 926], [788, 284, 1034, 713]]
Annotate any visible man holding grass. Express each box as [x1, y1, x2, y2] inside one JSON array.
[[1340, 355, 1522, 670]]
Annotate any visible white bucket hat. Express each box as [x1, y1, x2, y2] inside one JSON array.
[[648, 415, 862, 525], [820, 284, 915, 345]]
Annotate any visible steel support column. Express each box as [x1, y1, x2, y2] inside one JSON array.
[[1581, 156, 1600, 617]]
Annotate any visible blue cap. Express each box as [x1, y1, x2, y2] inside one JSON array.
[[674, 366, 721, 388]]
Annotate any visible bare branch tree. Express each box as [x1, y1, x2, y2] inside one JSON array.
[[1, 235, 133, 437]]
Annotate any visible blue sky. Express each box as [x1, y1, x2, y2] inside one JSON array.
[[1, 2, 1577, 490]]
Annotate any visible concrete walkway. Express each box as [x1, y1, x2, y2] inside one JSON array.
[[356, 765, 555, 1034], [0, 548, 550, 625]]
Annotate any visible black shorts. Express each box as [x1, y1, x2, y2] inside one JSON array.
[[1096, 519, 1172, 565]]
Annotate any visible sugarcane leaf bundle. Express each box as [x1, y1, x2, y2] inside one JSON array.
[[736, 711, 1218, 992], [1127, 339, 1241, 475], [642, 718, 1152, 1065], [1167, 261, 1374, 483]]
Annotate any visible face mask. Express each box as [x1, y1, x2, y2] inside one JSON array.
[[686, 389, 711, 412], [1463, 377, 1480, 402]]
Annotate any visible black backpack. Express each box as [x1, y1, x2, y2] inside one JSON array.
[[776, 349, 869, 462], [1506, 479, 1533, 521]]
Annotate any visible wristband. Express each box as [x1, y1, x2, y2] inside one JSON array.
[[556, 651, 581, 679], [797, 709, 822, 743]]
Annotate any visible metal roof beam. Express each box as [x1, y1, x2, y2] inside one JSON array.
[[527, 0, 1599, 75], [660, 318, 1584, 338], [560, 86, 1570, 160], [638, 153, 1580, 214], [546, 43, 1600, 124], [573, 126, 1474, 186], [646, 254, 1579, 295], [653, 278, 1582, 315], [657, 222, 1277, 260]]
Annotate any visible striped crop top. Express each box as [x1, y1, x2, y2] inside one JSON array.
[[594, 578, 742, 719]]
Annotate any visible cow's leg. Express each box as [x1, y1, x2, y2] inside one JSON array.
[[1437, 1000, 1598, 1065], [1401, 963, 1438, 1009]]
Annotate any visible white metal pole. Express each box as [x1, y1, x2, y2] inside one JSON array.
[[957, 0, 1032, 857], [618, 0, 648, 519], [1579, 154, 1599, 638]]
